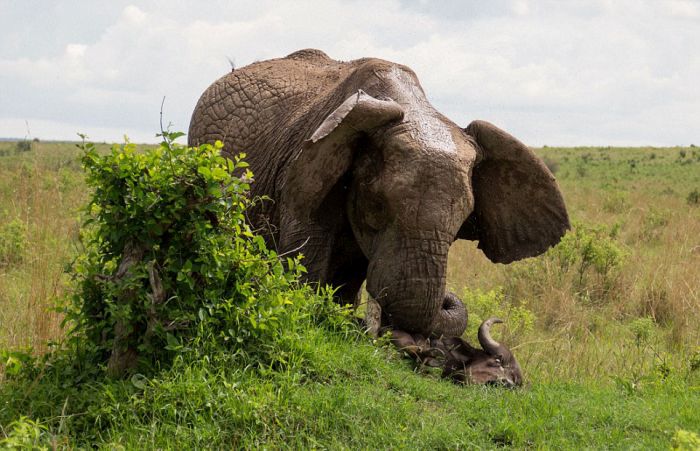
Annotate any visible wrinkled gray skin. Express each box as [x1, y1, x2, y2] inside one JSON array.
[[390, 318, 523, 387], [189, 49, 570, 337]]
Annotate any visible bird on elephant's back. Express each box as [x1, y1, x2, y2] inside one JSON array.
[[188, 48, 570, 339]]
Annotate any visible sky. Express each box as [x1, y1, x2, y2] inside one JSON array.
[[0, 0, 698, 146]]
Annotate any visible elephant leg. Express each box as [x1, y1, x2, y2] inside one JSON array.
[[327, 221, 368, 304], [279, 217, 336, 283]]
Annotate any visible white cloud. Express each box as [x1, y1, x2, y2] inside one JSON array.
[[667, 0, 700, 18], [0, 0, 698, 145], [512, 0, 530, 16], [122, 4, 147, 23]]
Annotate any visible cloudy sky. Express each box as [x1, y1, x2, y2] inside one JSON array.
[[1, 0, 698, 145]]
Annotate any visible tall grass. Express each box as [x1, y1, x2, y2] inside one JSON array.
[[448, 146, 700, 383], [2, 142, 699, 382], [1, 141, 698, 448], [0, 142, 110, 352]]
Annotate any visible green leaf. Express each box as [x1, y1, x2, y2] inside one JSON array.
[[130, 373, 148, 390], [165, 333, 180, 350]]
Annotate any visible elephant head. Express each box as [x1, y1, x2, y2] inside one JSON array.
[[390, 318, 523, 387], [283, 70, 569, 337]]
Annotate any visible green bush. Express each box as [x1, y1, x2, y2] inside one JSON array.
[[672, 429, 700, 451], [15, 140, 32, 153], [629, 317, 656, 346], [636, 208, 669, 243], [602, 191, 630, 214], [461, 287, 535, 344], [57, 132, 350, 378], [551, 221, 626, 302], [0, 416, 55, 450], [687, 189, 700, 206], [507, 221, 627, 305], [0, 217, 28, 267]]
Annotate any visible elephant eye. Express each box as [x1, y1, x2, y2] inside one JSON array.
[[364, 207, 386, 230], [361, 195, 388, 231]]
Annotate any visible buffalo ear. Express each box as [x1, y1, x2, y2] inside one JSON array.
[[458, 120, 570, 263], [284, 90, 403, 221]]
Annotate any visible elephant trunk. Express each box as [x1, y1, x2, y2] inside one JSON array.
[[366, 232, 467, 337], [431, 292, 468, 337]]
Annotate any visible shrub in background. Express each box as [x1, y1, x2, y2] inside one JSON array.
[[687, 188, 700, 206], [15, 140, 32, 153], [460, 287, 535, 344], [0, 217, 28, 267], [638, 208, 670, 242], [602, 190, 630, 214], [672, 429, 700, 451], [548, 221, 626, 302], [505, 221, 627, 309]]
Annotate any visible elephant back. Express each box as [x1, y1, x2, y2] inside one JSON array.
[[188, 50, 401, 189], [187, 50, 366, 231]]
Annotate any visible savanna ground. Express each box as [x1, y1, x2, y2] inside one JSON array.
[[0, 139, 699, 448]]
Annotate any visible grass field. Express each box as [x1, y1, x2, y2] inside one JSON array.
[[1, 139, 699, 448]]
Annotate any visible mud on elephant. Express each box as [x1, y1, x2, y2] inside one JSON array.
[[189, 49, 570, 338]]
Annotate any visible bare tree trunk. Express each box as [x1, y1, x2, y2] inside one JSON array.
[[105, 242, 144, 378], [364, 296, 382, 338]]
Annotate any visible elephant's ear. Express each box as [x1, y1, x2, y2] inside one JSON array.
[[458, 120, 570, 263], [285, 90, 404, 221]]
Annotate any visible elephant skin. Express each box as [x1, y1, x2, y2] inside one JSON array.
[[188, 49, 570, 337]]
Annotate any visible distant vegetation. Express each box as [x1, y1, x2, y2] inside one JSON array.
[[0, 138, 698, 448]]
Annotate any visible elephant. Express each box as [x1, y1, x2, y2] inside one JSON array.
[[389, 318, 522, 387], [188, 49, 570, 338]]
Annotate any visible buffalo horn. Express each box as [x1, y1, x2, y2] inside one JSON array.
[[478, 317, 504, 356]]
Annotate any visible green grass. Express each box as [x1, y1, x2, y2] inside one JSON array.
[[2, 330, 698, 449], [1, 141, 699, 448]]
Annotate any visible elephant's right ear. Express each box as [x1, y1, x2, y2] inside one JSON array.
[[284, 90, 404, 221], [458, 120, 570, 263]]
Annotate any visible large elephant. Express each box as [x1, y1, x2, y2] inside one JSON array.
[[188, 49, 570, 337]]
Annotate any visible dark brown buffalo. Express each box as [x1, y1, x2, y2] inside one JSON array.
[[390, 318, 522, 387]]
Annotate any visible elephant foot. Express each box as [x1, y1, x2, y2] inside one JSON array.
[[430, 292, 467, 337]]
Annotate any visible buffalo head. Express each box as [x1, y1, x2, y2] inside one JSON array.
[[390, 317, 522, 387]]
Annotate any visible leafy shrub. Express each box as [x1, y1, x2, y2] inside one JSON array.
[[551, 222, 626, 301], [0, 416, 56, 449], [0, 217, 28, 267], [629, 317, 655, 346], [59, 132, 349, 378], [687, 188, 700, 206], [639, 208, 669, 242], [461, 287, 535, 343], [602, 191, 630, 214], [689, 348, 700, 374], [508, 221, 627, 306], [15, 140, 32, 153], [672, 429, 700, 450]]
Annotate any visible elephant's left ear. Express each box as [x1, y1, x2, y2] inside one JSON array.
[[458, 120, 570, 263]]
